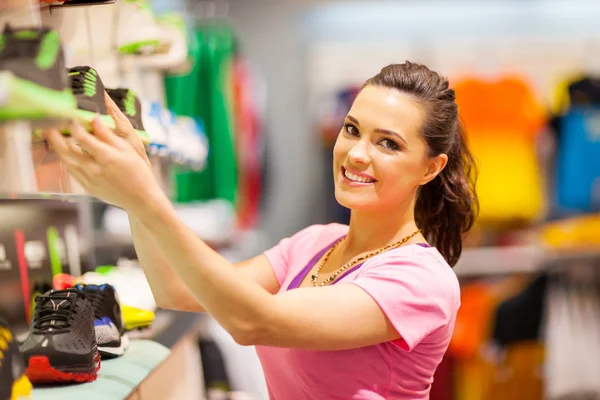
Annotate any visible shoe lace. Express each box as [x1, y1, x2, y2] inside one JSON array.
[[32, 289, 79, 334], [82, 288, 105, 317]]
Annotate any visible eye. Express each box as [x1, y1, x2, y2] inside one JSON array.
[[343, 123, 359, 137], [380, 139, 400, 151]]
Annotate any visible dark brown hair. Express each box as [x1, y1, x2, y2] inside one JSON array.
[[364, 62, 479, 267]]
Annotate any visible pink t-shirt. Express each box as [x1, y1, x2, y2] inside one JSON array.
[[256, 223, 460, 399]]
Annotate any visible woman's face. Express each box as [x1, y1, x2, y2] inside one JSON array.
[[333, 85, 445, 212]]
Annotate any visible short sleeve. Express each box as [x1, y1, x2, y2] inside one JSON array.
[[263, 225, 326, 286], [350, 251, 459, 352]]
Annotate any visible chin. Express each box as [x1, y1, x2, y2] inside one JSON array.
[[334, 189, 380, 211]]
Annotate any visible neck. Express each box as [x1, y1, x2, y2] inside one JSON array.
[[343, 196, 420, 256]]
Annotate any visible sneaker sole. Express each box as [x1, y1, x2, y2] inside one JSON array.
[[98, 334, 129, 358], [25, 351, 101, 384], [0, 71, 78, 121], [32, 111, 151, 145], [10, 373, 32, 400]]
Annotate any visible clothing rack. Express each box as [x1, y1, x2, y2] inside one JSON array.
[[455, 246, 600, 277]]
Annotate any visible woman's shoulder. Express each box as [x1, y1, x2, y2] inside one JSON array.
[[359, 244, 460, 304]]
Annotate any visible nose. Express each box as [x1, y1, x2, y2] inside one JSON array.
[[347, 138, 371, 165]]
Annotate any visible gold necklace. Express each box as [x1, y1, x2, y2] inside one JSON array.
[[311, 229, 421, 287]]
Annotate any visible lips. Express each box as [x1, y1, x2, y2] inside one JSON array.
[[341, 167, 377, 184]]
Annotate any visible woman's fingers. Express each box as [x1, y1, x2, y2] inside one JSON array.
[[44, 128, 71, 155], [103, 92, 147, 156], [69, 121, 115, 161], [104, 92, 134, 133], [91, 116, 127, 149], [45, 127, 103, 171]]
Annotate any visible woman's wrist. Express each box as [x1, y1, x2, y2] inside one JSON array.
[[127, 185, 173, 226]]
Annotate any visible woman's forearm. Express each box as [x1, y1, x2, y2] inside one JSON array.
[[131, 193, 275, 343], [128, 214, 206, 312]]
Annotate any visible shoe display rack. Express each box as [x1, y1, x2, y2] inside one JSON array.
[[0, 3, 213, 399]]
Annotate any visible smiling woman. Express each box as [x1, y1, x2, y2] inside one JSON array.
[[45, 61, 478, 400]]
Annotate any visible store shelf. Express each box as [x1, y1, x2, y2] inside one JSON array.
[[55, 0, 117, 7], [32, 339, 170, 400], [454, 245, 600, 277], [0, 192, 90, 201]]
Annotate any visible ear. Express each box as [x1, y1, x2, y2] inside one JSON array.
[[420, 153, 448, 185]]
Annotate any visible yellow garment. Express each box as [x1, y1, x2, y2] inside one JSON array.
[[542, 213, 600, 248], [455, 76, 547, 224]]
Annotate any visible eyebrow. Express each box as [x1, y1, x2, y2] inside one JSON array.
[[346, 114, 408, 145]]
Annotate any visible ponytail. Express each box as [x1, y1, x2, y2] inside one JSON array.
[[415, 122, 478, 266]]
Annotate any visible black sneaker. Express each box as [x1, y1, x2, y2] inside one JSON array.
[[68, 65, 116, 130], [74, 284, 127, 358], [0, 319, 32, 399], [106, 88, 151, 144], [0, 25, 77, 121], [20, 288, 100, 384]]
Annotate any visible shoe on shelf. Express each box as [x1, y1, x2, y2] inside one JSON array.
[[68, 66, 116, 131], [0, 25, 77, 122], [73, 284, 128, 358], [176, 116, 209, 170], [52, 273, 75, 291], [74, 270, 155, 330], [141, 101, 168, 155], [0, 319, 32, 400], [121, 305, 154, 331], [106, 88, 151, 145], [134, 13, 188, 71], [20, 289, 100, 384], [115, 0, 160, 55]]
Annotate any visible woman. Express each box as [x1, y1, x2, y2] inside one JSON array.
[[46, 62, 478, 399]]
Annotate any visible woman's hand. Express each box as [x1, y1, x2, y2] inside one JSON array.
[[44, 93, 164, 213]]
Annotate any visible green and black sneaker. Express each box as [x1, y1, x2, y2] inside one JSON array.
[[68, 66, 116, 131], [0, 25, 77, 121], [106, 88, 151, 145]]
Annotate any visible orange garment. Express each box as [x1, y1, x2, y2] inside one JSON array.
[[454, 76, 547, 224], [449, 278, 531, 400], [449, 283, 496, 359], [488, 341, 544, 400]]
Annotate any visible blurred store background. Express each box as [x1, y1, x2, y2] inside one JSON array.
[[1, 0, 599, 399]]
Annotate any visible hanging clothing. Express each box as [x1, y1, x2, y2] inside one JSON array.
[[552, 76, 600, 213], [164, 22, 238, 205], [454, 76, 547, 224]]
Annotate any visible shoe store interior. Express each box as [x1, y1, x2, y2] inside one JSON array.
[[1, 0, 600, 399]]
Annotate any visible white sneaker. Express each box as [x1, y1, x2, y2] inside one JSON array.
[[160, 109, 183, 163], [141, 101, 168, 156], [134, 13, 189, 71], [115, 0, 161, 55], [79, 266, 157, 312], [175, 116, 209, 170]]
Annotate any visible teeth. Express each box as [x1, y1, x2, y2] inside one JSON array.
[[344, 169, 375, 183]]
